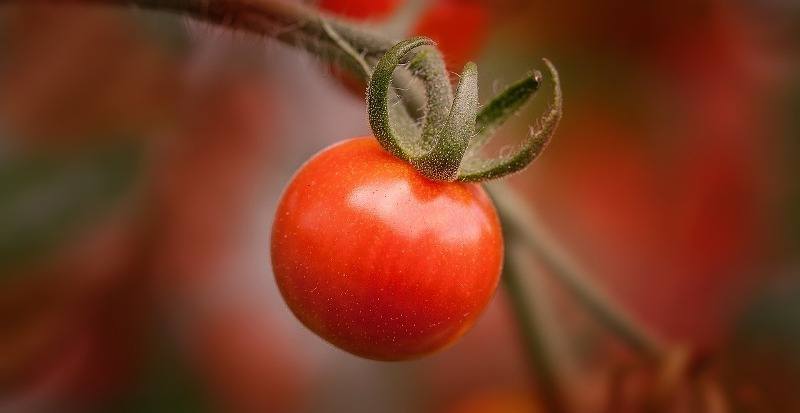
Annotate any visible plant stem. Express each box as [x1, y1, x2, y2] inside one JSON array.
[[503, 243, 570, 413], [8, 0, 438, 116], [7, 0, 385, 87], [488, 182, 666, 361], [103, 0, 391, 54]]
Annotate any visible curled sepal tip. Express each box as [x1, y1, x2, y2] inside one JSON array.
[[367, 37, 479, 182], [367, 36, 437, 163], [367, 37, 561, 183], [469, 71, 541, 154], [457, 59, 562, 182]]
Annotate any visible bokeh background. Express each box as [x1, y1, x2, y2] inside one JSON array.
[[0, 0, 798, 412]]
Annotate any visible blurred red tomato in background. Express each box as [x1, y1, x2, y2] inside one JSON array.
[[410, 0, 488, 72], [154, 71, 311, 413], [318, 0, 490, 96], [0, 5, 181, 148], [317, 0, 402, 20], [517, 1, 778, 349]]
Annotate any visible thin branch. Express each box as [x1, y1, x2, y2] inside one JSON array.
[[488, 182, 666, 361], [503, 242, 571, 413]]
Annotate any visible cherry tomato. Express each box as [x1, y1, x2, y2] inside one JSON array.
[[523, 101, 768, 348], [183, 302, 310, 413], [2, 283, 149, 412], [0, 211, 140, 388], [411, 0, 490, 71], [317, 0, 403, 20], [319, 0, 490, 96], [155, 73, 309, 412], [0, 6, 180, 147], [271, 137, 503, 360]]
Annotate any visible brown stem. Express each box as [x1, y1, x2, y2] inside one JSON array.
[[503, 243, 571, 413]]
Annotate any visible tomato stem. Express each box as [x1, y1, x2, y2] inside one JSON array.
[[367, 38, 445, 163], [503, 243, 571, 413], [10, 0, 562, 182], [365, 37, 562, 182], [9, 0, 394, 81], [367, 37, 482, 181], [488, 182, 666, 361]]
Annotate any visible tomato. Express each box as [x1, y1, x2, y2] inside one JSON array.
[[0, 5, 180, 147], [2, 282, 150, 412], [319, 0, 490, 96], [319, 0, 489, 70], [154, 73, 310, 412], [182, 301, 310, 413], [271, 137, 503, 360], [0, 210, 141, 388], [519, 97, 770, 348], [411, 0, 489, 71], [317, 0, 403, 20], [155, 73, 275, 289]]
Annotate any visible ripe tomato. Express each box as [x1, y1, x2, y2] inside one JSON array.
[[2, 283, 149, 412], [0, 210, 141, 388], [182, 301, 310, 413], [155, 72, 275, 289], [271, 137, 503, 360], [318, 0, 489, 96], [154, 73, 310, 412], [317, 0, 403, 20], [521, 100, 768, 348], [411, 0, 489, 71], [0, 5, 180, 147]]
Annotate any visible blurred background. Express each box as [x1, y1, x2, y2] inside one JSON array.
[[0, 0, 798, 412]]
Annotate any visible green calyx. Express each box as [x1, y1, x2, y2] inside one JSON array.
[[367, 37, 563, 183]]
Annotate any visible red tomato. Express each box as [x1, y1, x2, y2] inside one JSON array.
[[2, 284, 149, 412], [183, 301, 310, 413], [0, 211, 140, 387], [271, 137, 503, 360], [522, 101, 768, 348], [0, 304, 81, 391], [412, 0, 490, 71], [317, 0, 403, 20], [0, 5, 180, 147], [155, 74, 310, 412], [155, 73, 275, 289], [319, 0, 489, 70], [319, 0, 490, 96]]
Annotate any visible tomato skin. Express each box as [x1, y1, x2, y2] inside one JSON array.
[[271, 137, 503, 360]]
